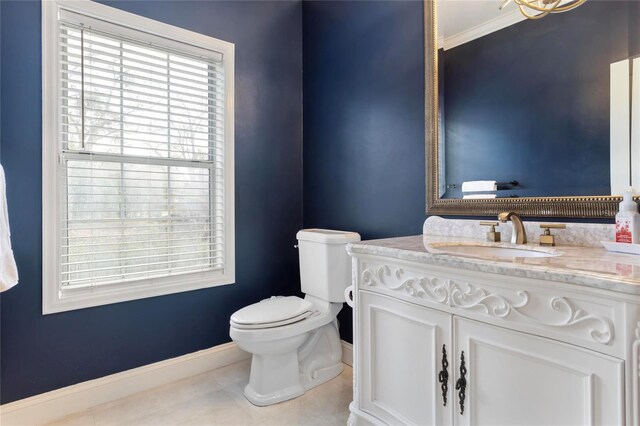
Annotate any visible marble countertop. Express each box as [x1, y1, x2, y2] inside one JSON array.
[[348, 234, 640, 295]]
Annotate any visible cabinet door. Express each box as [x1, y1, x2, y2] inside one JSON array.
[[357, 290, 452, 425], [453, 317, 625, 426]]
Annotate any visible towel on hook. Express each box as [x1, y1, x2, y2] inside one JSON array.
[[1, 164, 18, 292], [461, 180, 497, 193]]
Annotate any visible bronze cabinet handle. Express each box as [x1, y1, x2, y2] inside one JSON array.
[[455, 351, 467, 415], [438, 344, 449, 406]]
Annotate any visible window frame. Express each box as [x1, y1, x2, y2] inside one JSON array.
[[42, 0, 235, 314]]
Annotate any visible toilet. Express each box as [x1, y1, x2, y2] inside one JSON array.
[[229, 229, 360, 406]]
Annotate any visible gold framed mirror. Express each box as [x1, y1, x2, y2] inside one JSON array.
[[424, 0, 638, 218]]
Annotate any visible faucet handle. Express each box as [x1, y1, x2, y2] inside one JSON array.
[[539, 224, 566, 246], [480, 221, 501, 242]]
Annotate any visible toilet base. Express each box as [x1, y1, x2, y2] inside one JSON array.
[[244, 360, 344, 407], [242, 321, 344, 406], [299, 321, 344, 390], [244, 346, 306, 407], [302, 362, 344, 391], [244, 381, 305, 407]]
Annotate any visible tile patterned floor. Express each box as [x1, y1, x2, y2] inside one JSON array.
[[47, 361, 353, 426]]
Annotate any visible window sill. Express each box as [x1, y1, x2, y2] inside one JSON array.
[[43, 270, 234, 314]]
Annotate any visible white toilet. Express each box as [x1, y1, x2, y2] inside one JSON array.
[[229, 229, 360, 406]]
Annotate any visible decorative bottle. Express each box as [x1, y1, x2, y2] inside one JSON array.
[[615, 188, 640, 244]]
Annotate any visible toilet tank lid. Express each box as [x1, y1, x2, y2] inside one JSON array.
[[297, 229, 361, 244]]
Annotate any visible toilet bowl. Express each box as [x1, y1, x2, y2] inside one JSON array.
[[230, 295, 344, 406], [229, 229, 360, 406]]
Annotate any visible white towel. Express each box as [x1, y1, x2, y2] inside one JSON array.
[[0, 164, 19, 292], [461, 180, 497, 193], [463, 194, 497, 199]]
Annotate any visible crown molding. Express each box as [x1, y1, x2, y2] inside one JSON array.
[[443, 8, 525, 51]]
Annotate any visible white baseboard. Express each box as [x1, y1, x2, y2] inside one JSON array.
[[0, 342, 250, 426], [1, 339, 355, 425], [341, 340, 353, 367]]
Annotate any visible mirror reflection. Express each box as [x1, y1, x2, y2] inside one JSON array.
[[437, 0, 639, 200]]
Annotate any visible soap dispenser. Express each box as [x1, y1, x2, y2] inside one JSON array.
[[615, 188, 640, 244]]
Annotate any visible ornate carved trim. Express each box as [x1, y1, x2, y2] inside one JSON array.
[[423, 0, 637, 218], [362, 265, 614, 345]]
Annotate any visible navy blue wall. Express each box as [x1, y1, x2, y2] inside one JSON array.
[[2, 0, 626, 402], [302, 0, 425, 343], [0, 0, 302, 403], [442, 1, 635, 198]]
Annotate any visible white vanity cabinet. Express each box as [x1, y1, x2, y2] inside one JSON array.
[[348, 252, 640, 426]]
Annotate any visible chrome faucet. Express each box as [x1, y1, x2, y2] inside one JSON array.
[[498, 212, 527, 244]]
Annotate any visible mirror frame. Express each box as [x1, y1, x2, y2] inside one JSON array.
[[424, 0, 633, 218]]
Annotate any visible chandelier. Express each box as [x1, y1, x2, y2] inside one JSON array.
[[499, 0, 587, 20]]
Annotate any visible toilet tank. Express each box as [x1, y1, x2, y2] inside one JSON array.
[[296, 229, 361, 303]]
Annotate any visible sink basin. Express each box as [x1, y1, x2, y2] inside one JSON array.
[[428, 243, 559, 259]]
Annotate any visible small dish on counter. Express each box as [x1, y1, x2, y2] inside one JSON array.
[[601, 241, 640, 255]]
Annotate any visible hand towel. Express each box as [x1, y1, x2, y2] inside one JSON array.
[[1, 164, 18, 292], [463, 194, 497, 199], [461, 180, 497, 193]]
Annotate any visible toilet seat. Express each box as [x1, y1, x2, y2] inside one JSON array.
[[230, 296, 317, 330], [231, 311, 318, 330]]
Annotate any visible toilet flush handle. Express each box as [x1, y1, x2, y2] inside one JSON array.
[[344, 286, 355, 308]]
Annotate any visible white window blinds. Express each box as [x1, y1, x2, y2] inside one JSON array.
[[58, 18, 227, 289]]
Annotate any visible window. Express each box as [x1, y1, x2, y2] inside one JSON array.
[[42, 0, 235, 313]]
